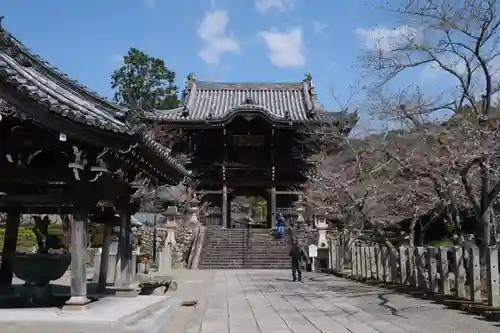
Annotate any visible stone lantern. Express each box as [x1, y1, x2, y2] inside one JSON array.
[[315, 208, 328, 249], [293, 195, 305, 226], [164, 206, 178, 247], [158, 206, 178, 273], [185, 194, 200, 227]]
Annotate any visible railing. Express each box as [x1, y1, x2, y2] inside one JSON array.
[[328, 240, 500, 307]]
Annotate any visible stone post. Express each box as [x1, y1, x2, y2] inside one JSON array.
[[486, 246, 500, 307], [375, 245, 383, 281], [415, 247, 427, 290], [399, 246, 407, 285], [0, 210, 20, 286], [360, 246, 367, 279], [468, 246, 481, 301], [426, 246, 438, 293], [438, 247, 450, 295], [452, 246, 466, 298], [389, 248, 399, 283], [407, 247, 417, 287], [381, 246, 390, 282], [356, 245, 362, 278], [66, 206, 90, 306], [369, 246, 376, 279], [364, 247, 370, 279], [351, 245, 357, 277]]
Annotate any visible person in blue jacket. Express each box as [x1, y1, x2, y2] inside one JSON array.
[[276, 213, 285, 237]]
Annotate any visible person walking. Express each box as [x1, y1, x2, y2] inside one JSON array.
[[289, 239, 307, 282]]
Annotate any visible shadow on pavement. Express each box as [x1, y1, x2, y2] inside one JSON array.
[[335, 274, 500, 327]]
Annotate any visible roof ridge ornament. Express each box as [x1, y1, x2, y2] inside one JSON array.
[[0, 16, 32, 67]]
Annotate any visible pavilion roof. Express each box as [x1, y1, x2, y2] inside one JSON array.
[[144, 77, 357, 127], [0, 21, 189, 179]]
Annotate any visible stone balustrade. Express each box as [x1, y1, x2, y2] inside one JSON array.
[[328, 240, 500, 307]]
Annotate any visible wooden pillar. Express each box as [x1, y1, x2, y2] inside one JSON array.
[[116, 207, 133, 288], [222, 184, 228, 228], [270, 187, 276, 228], [97, 221, 113, 292], [66, 206, 90, 306], [0, 210, 20, 286]]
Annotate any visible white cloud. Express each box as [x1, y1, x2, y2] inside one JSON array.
[[312, 21, 328, 34], [197, 10, 240, 65], [255, 0, 295, 13], [355, 26, 417, 53], [259, 27, 305, 67]]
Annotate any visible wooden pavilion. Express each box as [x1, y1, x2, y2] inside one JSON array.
[[144, 74, 358, 228], [0, 21, 189, 305]]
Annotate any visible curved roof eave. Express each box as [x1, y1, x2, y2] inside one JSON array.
[[137, 131, 190, 177], [0, 22, 190, 181], [143, 106, 358, 130]]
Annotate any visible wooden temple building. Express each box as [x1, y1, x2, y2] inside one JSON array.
[[0, 22, 188, 305], [145, 74, 357, 228]]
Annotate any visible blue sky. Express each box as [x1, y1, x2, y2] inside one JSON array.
[[1, 0, 414, 130]]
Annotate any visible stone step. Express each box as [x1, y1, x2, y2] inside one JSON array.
[[199, 266, 291, 269], [204, 242, 289, 246], [200, 227, 300, 269], [201, 258, 291, 262], [202, 249, 289, 253], [200, 261, 291, 266], [203, 237, 289, 243], [199, 264, 291, 269], [203, 250, 289, 253], [206, 232, 289, 237], [201, 254, 289, 259], [205, 236, 288, 240]]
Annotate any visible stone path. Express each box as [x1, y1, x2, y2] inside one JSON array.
[[177, 270, 499, 333]]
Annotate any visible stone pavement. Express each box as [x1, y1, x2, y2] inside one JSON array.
[[174, 269, 499, 333]]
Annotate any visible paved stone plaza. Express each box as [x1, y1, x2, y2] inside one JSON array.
[[177, 270, 499, 333]]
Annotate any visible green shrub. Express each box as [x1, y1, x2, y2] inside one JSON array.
[[0, 227, 38, 252]]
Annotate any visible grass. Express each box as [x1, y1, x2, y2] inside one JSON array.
[[426, 239, 455, 247]]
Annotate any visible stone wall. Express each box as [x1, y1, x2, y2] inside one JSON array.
[[136, 218, 199, 266], [175, 221, 198, 265]]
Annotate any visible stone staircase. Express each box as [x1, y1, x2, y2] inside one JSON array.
[[198, 227, 292, 269]]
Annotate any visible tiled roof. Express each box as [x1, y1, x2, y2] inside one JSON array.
[[0, 22, 188, 179], [146, 78, 349, 124]]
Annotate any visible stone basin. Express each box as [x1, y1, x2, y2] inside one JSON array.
[[6, 253, 71, 285]]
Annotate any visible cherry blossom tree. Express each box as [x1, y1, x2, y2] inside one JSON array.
[[357, 0, 500, 247]]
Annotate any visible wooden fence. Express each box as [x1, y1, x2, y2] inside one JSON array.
[[328, 240, 500, 307]]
